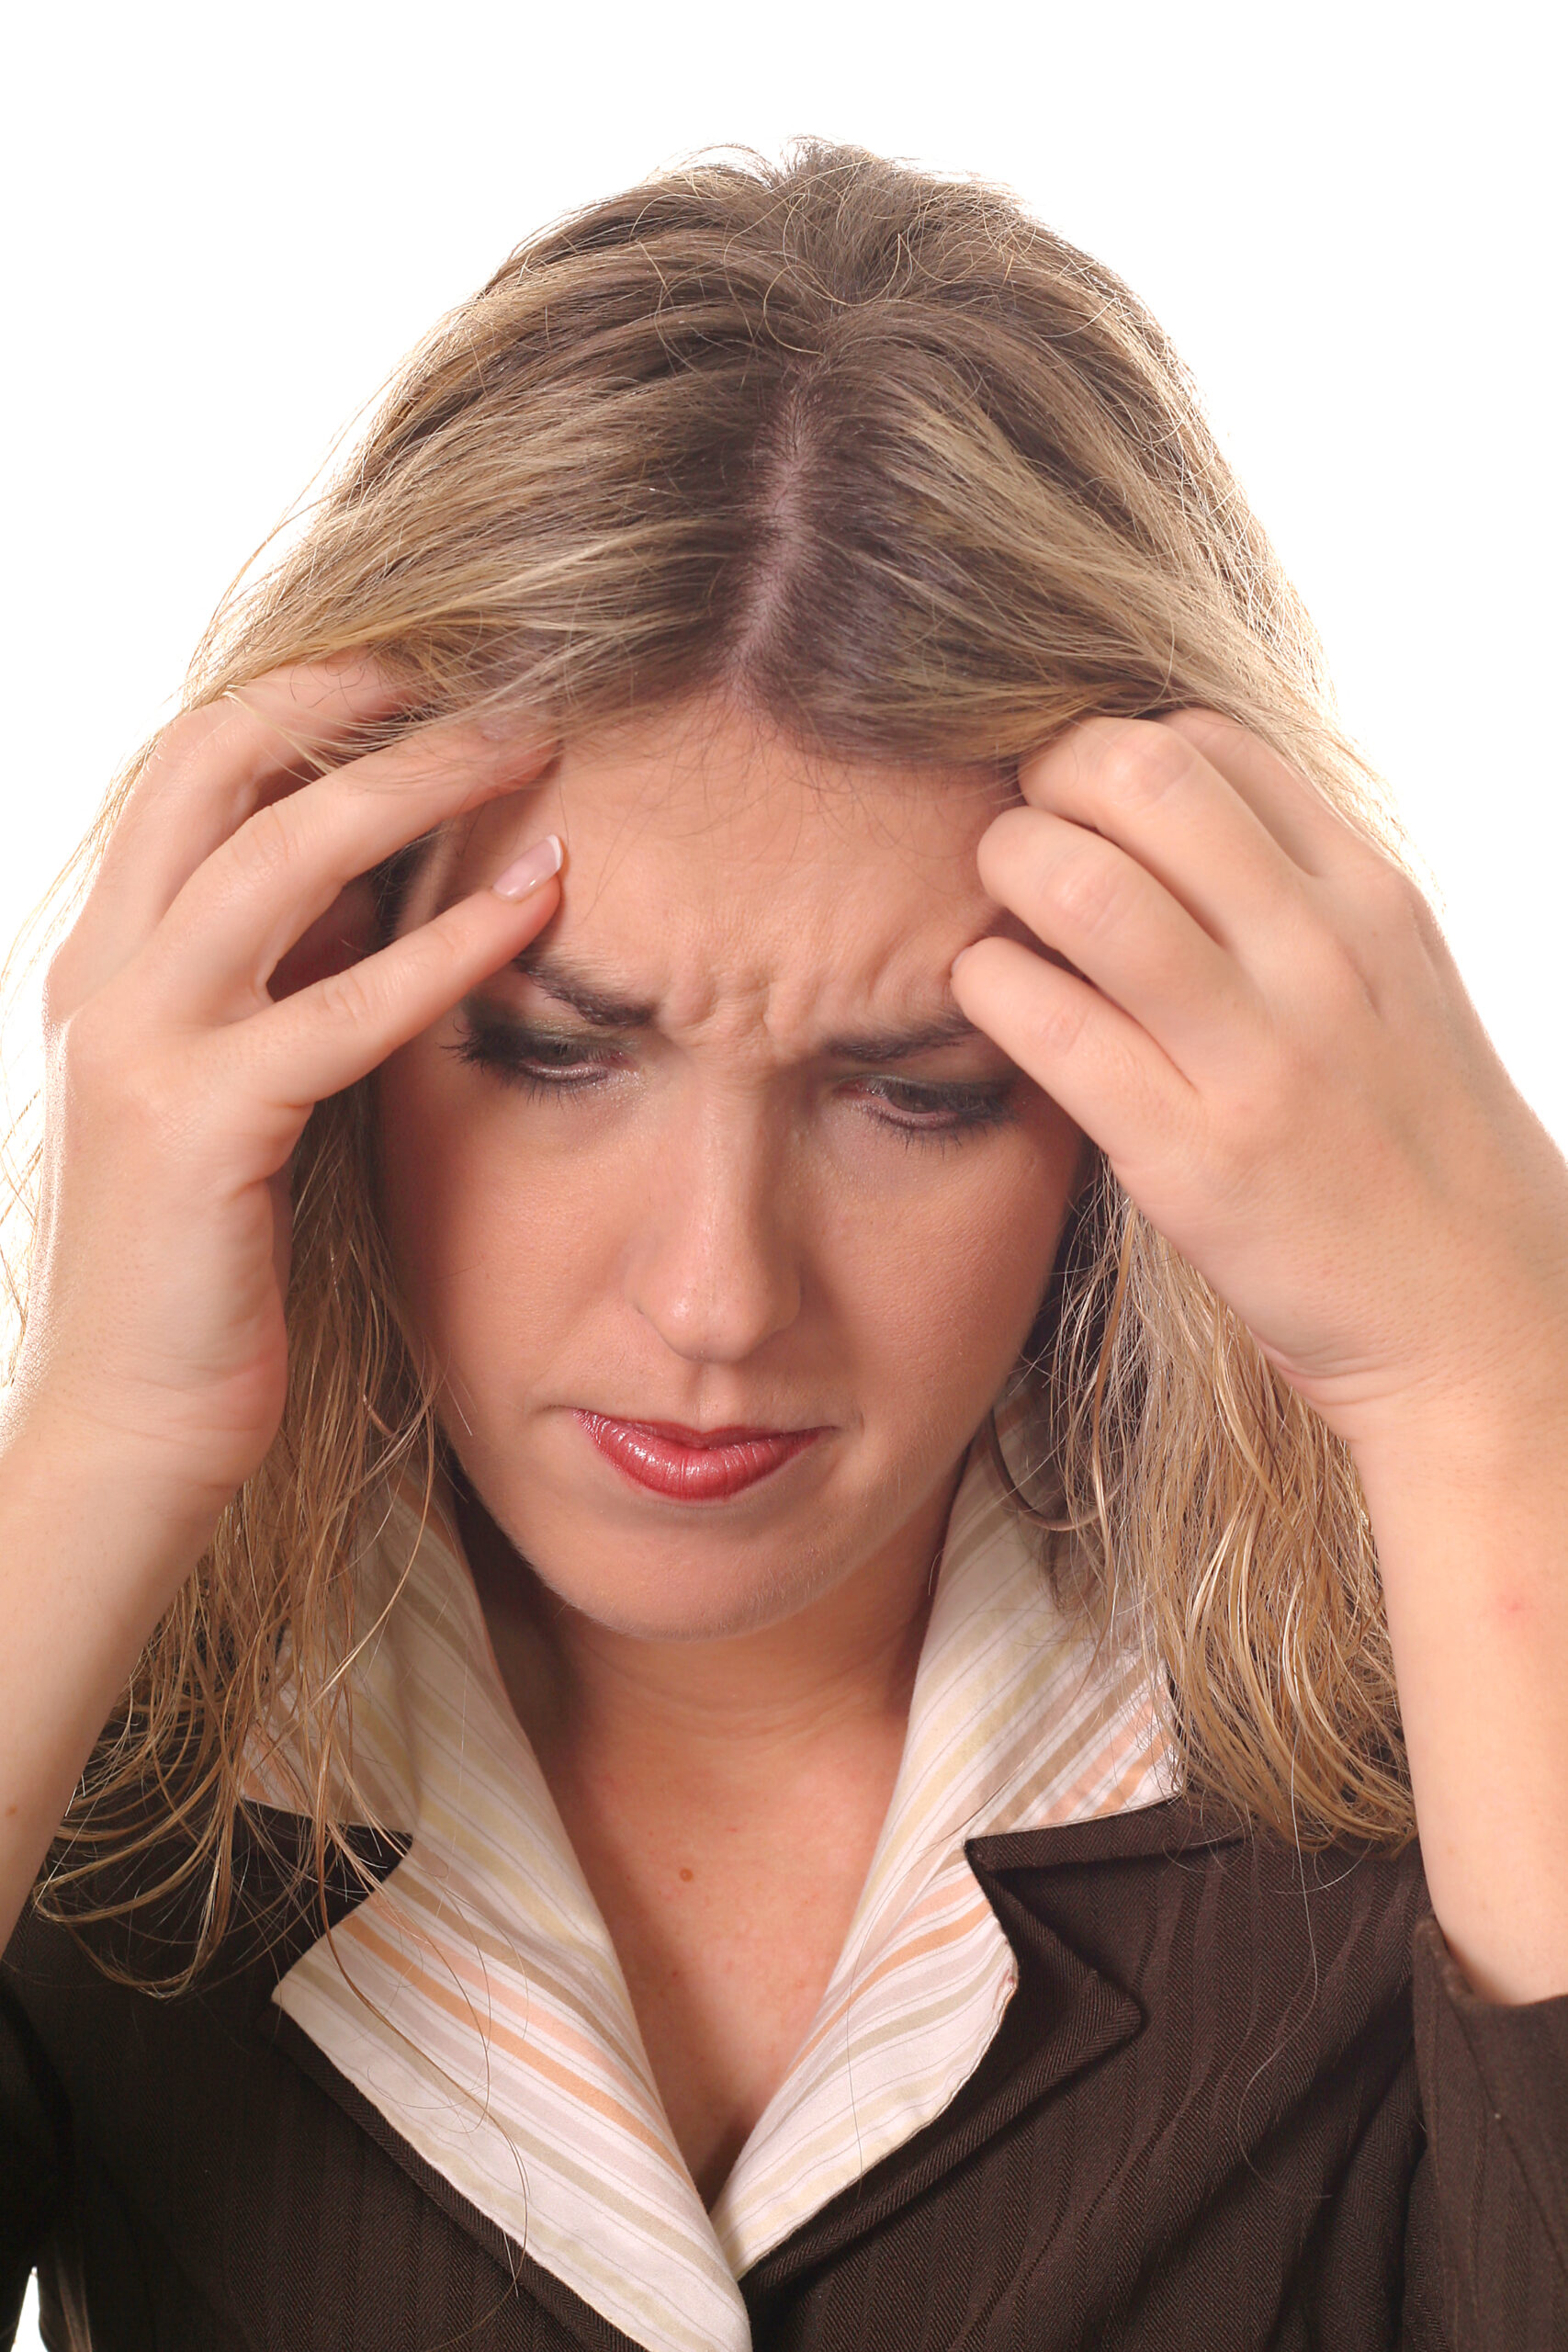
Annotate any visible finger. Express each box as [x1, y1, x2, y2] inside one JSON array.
[[976, 805, 1261, 1080], [1018, 716, 1314, 962], [951, 934, 1195, 1179], [1158, 709, 1380, 876], [57, 659, 408, 1007], [141, 720, 558, 1017], [243, 855, 564, 1120], [268, 876, 377, 1001]]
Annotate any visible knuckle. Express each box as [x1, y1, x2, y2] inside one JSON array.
[[1353, 857, 1423, 933], [55, 1003, 176, 1135], [225, 797, 301, 891], [59, 999, 125, 1085], [1046, 842, 1130, 937], [1027, 990, 1092, 1063], [139, 698, 258, 804], [1280, 924, 1371, 1036], [309, 911, 469, 1040], [311, 957, 388, 1034], [1230, 1053, 1294, 1152], [1207, 1103, 1282, 1202], [397, 910, 470, 988], [1320, 950, 1378, 1026], [51, 996, 112, 1082], [40, 942, 85, 1033], [155, 698, 230, 758], [1089, 727, 1190, 819], [115, 1057, 191, 1148]]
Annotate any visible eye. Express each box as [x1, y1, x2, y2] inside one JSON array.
[[449, 1008, 623, 1095], [850, 1075, 1016, 1140]]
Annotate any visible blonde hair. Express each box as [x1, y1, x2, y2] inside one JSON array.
[[16, 141, 1411, 1978]]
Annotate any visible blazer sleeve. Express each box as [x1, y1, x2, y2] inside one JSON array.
[[0, 1976, 66, 2350], [1405, 1910, 1568, 2350]]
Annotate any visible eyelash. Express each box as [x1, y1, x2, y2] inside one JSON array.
[[449, 1018, 1015, 1142]]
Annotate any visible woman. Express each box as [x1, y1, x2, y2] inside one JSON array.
[[1, 143, 1564, 2351]]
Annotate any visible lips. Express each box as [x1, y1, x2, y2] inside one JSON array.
[[575, 1412, 824, 1501]]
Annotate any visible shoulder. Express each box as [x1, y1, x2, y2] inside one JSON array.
[[743, 1800, 1432, 2341], [973, 1790, 1428, 2007], [3, 1803, 408, 2082]]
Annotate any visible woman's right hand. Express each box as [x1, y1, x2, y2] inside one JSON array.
[[4, 660, 562, 1598], [0, 662, 563, 1942]]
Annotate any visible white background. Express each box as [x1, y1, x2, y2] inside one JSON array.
[[3, 0, 1562, 2325]]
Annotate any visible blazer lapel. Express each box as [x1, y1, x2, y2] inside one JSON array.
[[250, 1792, 1241, 2332], [740, 1794, 1244, 2307]]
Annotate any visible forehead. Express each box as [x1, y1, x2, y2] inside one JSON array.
[[430, 699, 1012, 1033]]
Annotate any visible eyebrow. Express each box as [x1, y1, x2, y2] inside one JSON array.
[[820, 1012, 987, 1063], [508, 946, 989, 1061], [511, 946, 658, 1029]]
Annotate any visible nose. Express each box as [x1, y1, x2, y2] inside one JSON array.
[[625, 1099, 803, 1365]]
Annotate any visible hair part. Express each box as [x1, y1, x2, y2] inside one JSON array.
[[13, 141, 1410, 1986]]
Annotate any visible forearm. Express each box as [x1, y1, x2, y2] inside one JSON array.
[[0, 1417, 207, 1952], [1355, 1369, 1568, 2006]]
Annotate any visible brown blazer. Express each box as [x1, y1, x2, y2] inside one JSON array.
[[3, 1795, 1565, 2351]]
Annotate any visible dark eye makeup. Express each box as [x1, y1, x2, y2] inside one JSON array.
[[448, 1003, 1017, 1142]]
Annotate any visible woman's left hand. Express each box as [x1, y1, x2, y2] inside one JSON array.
[[950, 710, 1568, 1461], [952, 711, 1568, 2004]]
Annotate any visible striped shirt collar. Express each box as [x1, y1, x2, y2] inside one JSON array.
[[264, 1426, 1176, 2352]]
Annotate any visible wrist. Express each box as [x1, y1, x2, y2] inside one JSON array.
[[0, 1409, 220, 1950], [0, 1393, 234, 1572], [1344, 1314, 1568, 1496], [1342, 1339, 1568, 2007]]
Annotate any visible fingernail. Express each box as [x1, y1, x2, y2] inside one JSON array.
[[491, 835, 563, 899]]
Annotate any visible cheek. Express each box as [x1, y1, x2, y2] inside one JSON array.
[[375, 1046, 1080, 1437], [848, 1115, 1080, 1408], [373, 1046, 601, 1370], [373, 1044, 468, 1340]]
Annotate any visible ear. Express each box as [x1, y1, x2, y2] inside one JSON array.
[[268, 875, 378, 1001]]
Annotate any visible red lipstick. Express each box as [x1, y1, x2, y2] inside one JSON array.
[[575, 1413, 823, 1501]]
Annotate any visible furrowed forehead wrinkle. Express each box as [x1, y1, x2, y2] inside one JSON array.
[[506, 946, 1006, 1064]]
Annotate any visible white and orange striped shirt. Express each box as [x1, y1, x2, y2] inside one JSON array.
[[254, 1424, 1177, 2352]]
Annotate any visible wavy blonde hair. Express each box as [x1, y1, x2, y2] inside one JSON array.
[[12, 141, 1411, 1979]]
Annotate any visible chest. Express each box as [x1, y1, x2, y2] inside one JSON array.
[[544, 1749, 900, 2201]]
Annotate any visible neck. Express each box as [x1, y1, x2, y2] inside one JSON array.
[[457, 1471, 958, 1792]]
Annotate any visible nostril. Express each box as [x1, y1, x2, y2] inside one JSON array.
[[627, 1243, 804, 1365]]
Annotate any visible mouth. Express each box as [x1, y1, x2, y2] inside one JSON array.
[[574, 1412, 826, 1502]]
